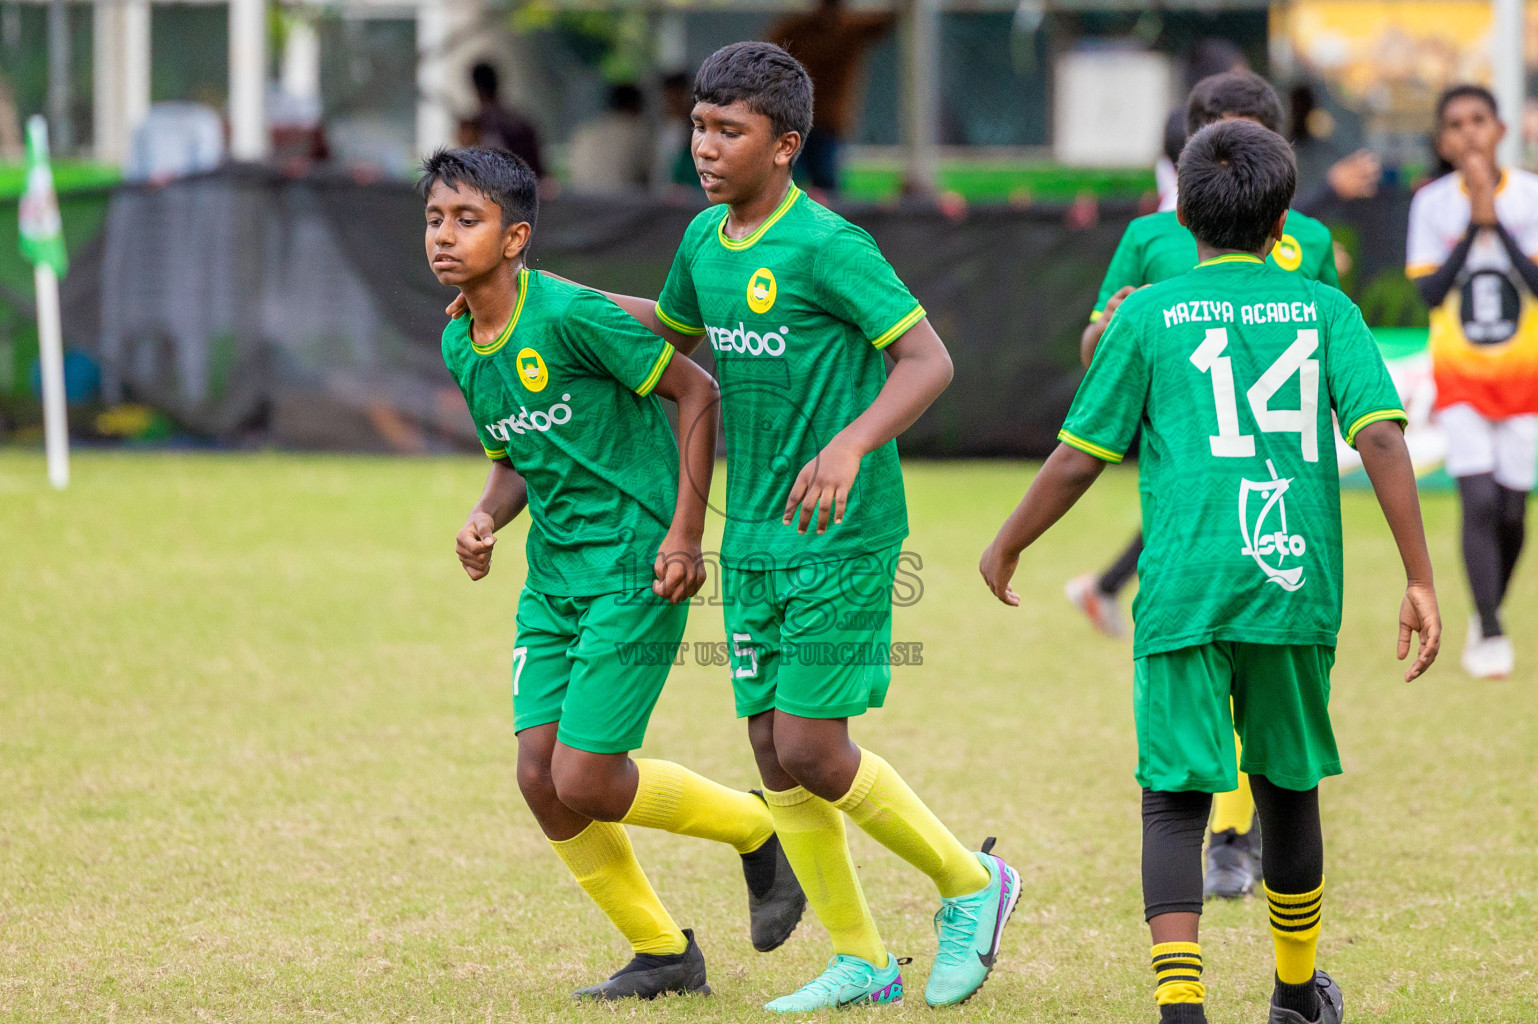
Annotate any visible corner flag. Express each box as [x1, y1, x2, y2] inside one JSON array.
[[20, 115, 70, 488], [19, 116, 68, 277]]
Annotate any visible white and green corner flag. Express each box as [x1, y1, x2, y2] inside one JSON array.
[[19, 115, 68, 276], [21, 114, 70, 488]]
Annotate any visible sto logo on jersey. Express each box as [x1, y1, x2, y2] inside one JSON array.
[[1271, 234, 1303, 272], [747, 268, 777, 314], [1239, 459, 1308, 591], [517, 347, 549, 392]]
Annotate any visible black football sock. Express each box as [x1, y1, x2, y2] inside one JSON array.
[[1099, 532, 1145, 597], [1458, 474, 1507, 637], [1495, 483, 1528, 603]]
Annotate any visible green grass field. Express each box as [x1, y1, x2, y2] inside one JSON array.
[[1, 453, 1534, 1023]]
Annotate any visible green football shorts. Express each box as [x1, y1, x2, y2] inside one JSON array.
[[723, 545, 902, 720], [511, 585, 688, 754], [1134, 641, 1341, 792]]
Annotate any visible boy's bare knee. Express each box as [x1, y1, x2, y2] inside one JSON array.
[[550, 749, 634, 821], [516, 756, 558, 806]]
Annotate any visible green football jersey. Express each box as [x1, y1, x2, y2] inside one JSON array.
[[1092, 210, 1338, 317], [657, 184, 923, 568], [442, 269, 679, 596], [1061, 254, 1405, 657]]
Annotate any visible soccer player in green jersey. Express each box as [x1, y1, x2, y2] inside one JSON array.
[[423, 147, 807, 1002], [1068, 70, 1345, 902], [980, 120, 1441, 1024], [542, 42, 1020, 1011]]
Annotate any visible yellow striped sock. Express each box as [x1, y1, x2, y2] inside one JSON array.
[[1151, 941, 1205, 1006], [1266, 879, 1324, 985], [622, 759, 775, 855], [549, 821, 687, 956]]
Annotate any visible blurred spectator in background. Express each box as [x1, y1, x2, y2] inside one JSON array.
[[652, 71, 699, 196], [567, 83, 649, 195], [1406, 84, 1538, 680], [768, 0, 894, 196], [458, 62, 547, 185], [128, 102, 223, 181], [269, 86, 330, 175], [1288, 83, 1381, 214]]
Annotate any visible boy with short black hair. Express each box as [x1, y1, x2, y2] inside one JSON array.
[[1068, 70, 1344, 901], [422, 145, 805, 1002], [552, 41, 1020, 1011], [1407, 84, 1538, 679], [981, 120, 1441, 1024]]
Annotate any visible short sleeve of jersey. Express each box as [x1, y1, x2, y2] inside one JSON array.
[[1321, 289, 1407, 447], [1058, 300, 1150, 463], [656, 219, 707, 336], [561, 290, 676, 397], [1405, 185, 1445, 278], [813, 224, 926, 349], [1092, 224, 1146, 316]]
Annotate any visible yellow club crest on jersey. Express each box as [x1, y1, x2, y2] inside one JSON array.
[[1272, 233, 1303, 272], [747, 267, 777, 314], [516, 347, 549, 392]]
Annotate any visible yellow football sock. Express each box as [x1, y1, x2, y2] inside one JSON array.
[[1266, 879, 1324, 984], [763, 785, 886, 966], [1211, 732, 1255, 835], [621, 759, 775, 855], [1210, 778, 1255, 834], [549, 820, 687, 955], [1151, 941, 1205, 1006], [832, 749, 990, 899]]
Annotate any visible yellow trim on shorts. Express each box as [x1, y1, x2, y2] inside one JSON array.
[[870, 305, 926, 350], [635, 344, 675, 397], [656, 304, 706, 335], [1344, 409, 1407, 447], [1058, 429, 1124, 463], [483, 445, 507, 459]]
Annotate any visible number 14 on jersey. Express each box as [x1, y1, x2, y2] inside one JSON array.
[[1190, 327, 1321, 462]]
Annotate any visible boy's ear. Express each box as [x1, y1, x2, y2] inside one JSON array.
[[1175, 204, 1188, 228], [1270, 209, 1288, 243], [503, 221, 533, 262], [774, 131, 803, 169]]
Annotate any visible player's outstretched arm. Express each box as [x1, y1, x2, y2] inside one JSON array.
[[1079, 286, 1135, 368], [978, 444, 1105, 606], [648, 354, 720, 603], [783, 318, 952, 534], [456, 459, 529, 581], [1355, 420, 1441, 680], [446, 286, 702, 355]]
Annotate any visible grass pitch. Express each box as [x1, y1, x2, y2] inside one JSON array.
[[0, 452, 1534, 1023]]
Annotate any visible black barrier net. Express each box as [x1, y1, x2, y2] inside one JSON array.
[[0, 168, 1424, 456]]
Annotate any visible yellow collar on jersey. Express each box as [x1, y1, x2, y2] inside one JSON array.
[[469, 267, 529, 356], [1457, 170, 1508, 197], [717, 184, 801, 251], [1196, 253, 1265, 268]]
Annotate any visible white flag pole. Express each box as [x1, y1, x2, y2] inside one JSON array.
[[35, 261, 69, 489]]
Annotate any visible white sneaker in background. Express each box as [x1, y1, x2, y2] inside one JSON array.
[[1462, 614, 1515, 679]]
